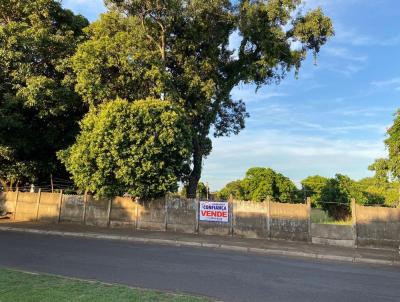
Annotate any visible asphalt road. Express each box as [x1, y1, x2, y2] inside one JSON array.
[[0, 231, 399, 302]]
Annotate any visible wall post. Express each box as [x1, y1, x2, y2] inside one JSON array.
[[106, 198, 112, 227], [351, 198, 357, 247], [267, 196, 271, 240], [307, 197, 312, 243], [164, 194, 168, 231], [35, 189, 42, 221], [57, 190, 63, 223], [13, 189, 19, 221], [229, 195, 234, 236], [195, 198, 199, 234], [135, 197, 139, 230], [82, 191, 88, 224]]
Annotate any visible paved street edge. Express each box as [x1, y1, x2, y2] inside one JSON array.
[[0, 225, 398, 267]]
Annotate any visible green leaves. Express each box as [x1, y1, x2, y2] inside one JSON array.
[[0, 0, 88, 187], [292, 8, 334, 59], [78, 1, 333, 196], [72, 12, 165, 106], [385, 110, 400, 179], [218, 167, 297, 202], [59, 98, 191, 198]]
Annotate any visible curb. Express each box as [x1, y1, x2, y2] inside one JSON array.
[[0, 226, 398, 267]]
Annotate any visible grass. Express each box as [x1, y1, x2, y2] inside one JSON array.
[[311, 208, 352, 225], [0, 269, 211, 302]]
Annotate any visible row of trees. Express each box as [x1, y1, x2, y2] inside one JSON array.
[[217, 167, 298, 202], [217, 166, 400, 220], [0, 0, 334, 197]]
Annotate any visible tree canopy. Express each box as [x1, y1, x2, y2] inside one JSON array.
[[58, 98, 191, 198], [0, 0, 88, 190], [71, 0, 334, 197], [217, 167, 298, 202], [384, 111, 400, 179], [301, 175, 329, 207]]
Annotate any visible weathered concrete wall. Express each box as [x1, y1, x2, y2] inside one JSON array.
[[85, 196, 110, 227], [166, 198, 196, 233], [0, 192, 17, 214], [37, 192, 61, 222], [3, 190, 400, 249], [110, 196, 138, 228], [15, 192, 38, 221], [356, 204, 400, 249], [137, 198, 166, 231], [311, 224, 354, 247], [270, 202, 309, 241], [233, 201, 268, 238], [60, 194, 85, 223]]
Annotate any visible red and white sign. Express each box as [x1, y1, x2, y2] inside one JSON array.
[[199, 201, 229, 223]]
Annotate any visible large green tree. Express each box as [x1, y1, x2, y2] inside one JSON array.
[[385, 111, 400, 179], [72, 0, 333, 197], [218, 167, 297, 202], [58, 98, 191, 198], [0, 0, 88, 190], [301, 175, 329, 207], [217, 180, 246, 200]]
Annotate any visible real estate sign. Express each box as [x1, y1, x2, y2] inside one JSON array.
[[199, 201, 229, 223]]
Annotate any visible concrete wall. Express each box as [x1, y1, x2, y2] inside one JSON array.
[[37, 192, 61, 223], [85, 196, 110, 227], [60, 194, 85, 223], [0, 192, 311, 241], [137, 198, 166, 231], [110, 196, 138, 228], [355, 204, 400, 249], [5, 191, 400, 249], [15, 192, 38, 221], [166, 197, 196, 233], [270, 202, 309, 241], [233, 200, 268, 238], [311, 224, 354, 247], [0, 192, 17, 215]]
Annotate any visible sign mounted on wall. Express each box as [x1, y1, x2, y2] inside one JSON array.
[[199, 201, 229, 223]]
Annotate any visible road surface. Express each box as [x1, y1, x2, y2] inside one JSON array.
[[0, 231, 399, 302]]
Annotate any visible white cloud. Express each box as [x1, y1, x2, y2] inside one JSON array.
[[333, 24, 400, 47], [371, 77, 400, 87], [202, 129, 386, 190], [231, 86, 288, 103], [323, 47, 367, 62], [332, 106, 397, 117]]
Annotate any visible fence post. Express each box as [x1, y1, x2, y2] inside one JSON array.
[[57, 190, 63, 223], [13, 189, 19, 221], [135, 197, 139, 230], [307, 197, 312, 243], [35, 189, 42, 221], [164, 194, 168, 231], [107, 198, 112, 227], [195, 198, 199, 234], [82, 191, 88, 224], [351, 198, 357, 247], [229, 195, 234, 236], [267, 196, 271, 240]]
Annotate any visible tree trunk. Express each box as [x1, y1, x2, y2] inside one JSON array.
[[187, 137, 202, 198], [0, 179, 8, 192]]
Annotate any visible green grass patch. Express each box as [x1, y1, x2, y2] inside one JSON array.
[[0, 269, 211, 302]]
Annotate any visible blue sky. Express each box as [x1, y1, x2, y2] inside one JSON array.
[[63, 0, 400, 190]]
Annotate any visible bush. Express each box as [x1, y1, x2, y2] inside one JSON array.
[[58, 98, 191, 198]]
